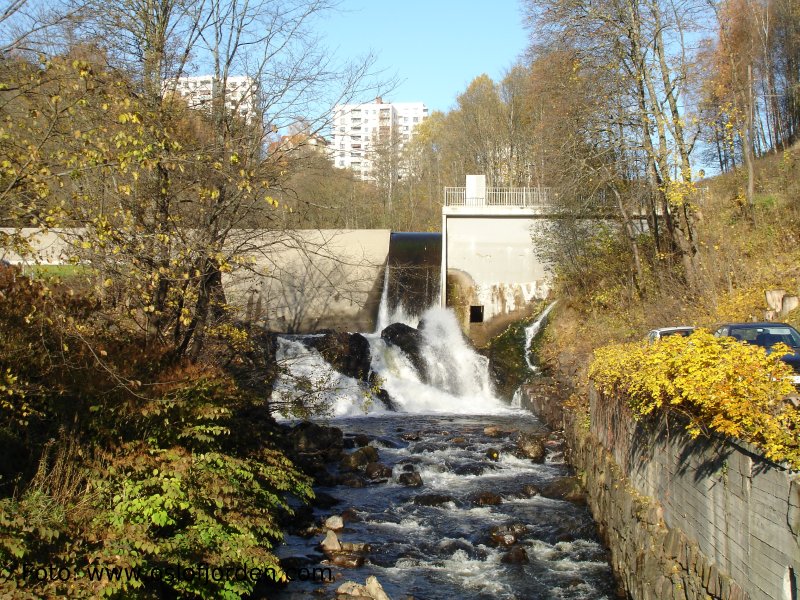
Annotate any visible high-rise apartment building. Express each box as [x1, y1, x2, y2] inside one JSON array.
[[171, 75, 258, 123], [331, 98, 428, 180]]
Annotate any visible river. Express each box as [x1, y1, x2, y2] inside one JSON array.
[[269, 306, 618, 599]]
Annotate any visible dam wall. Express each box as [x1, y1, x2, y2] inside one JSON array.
[[0, 227, 391, 333]]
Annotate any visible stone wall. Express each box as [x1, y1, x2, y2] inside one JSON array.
[[522, 384, 800, 600]]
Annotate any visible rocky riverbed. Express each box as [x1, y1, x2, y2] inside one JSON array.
[[268, 414, 620, 600]]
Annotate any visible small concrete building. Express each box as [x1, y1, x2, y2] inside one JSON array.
[[441, 175, 552, 343]]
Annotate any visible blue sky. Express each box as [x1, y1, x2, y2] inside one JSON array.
[[319, 1, 530, 113]]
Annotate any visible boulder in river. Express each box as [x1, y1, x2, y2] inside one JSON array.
[[484, 425, 514, 438], [473, 491, 502, 506], [365, 462, 393, 480], [321, 529, 341, 553], [413, 493, 455, 507], [501, 545, 530, 564], [336, 575, 391, 600], [340, 474, 367, 488], [340, 446, 379, 471], [397, 471, 423, 487], [516, 432, 546, 463], [541, 476, 587, 504], [290, 422, 344, 454], [325, 515, 344, 531], [519, 484, 541, 498], [381, 323, 427, 380], [302, 331, 372, 381], [330, 552, 366, 569], [489, 523, 528, 546]]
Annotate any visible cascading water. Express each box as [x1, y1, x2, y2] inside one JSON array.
[[273, 308, 512, 417], [524, 301, 558, 372], [375, 232, 441, 332], [271, 252, 615, 599]]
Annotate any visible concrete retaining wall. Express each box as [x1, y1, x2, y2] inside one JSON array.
[[1, 227, 391, 333], [523, 383, 800, 600]]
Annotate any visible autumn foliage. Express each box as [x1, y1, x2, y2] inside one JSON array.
[[590, 330, 800, 468]]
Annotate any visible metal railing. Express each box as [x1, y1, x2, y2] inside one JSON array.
[[444, 187, 552, 208]]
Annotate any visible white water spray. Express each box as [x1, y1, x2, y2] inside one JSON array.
[[523, 301, 557, 372], [368, 308, 511, 414], [375, 261, 418, 332], [274, 306, 517, 417]]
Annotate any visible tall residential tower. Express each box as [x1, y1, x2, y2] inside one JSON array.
[[331, 98, 428, 180]]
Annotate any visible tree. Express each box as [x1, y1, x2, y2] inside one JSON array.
[[9, 0, 385, 361], [525, 0, 710, 290]]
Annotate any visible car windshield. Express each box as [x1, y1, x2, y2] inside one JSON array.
[[664, 329, 693, 337], [728, 326, 800, 348]]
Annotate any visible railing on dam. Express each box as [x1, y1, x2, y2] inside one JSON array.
[[443, 184, 709, 214], [443, 186, 552, 208]]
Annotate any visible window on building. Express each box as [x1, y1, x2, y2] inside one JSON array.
[[413, 117, 419, 123]]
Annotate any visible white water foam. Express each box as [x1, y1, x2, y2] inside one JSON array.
[[524, 300, 557, 371], [271, 338, 392, 418], [367, 307, 516, 415]]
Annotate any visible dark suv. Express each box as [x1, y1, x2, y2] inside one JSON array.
[[714, 322, 800, 384]]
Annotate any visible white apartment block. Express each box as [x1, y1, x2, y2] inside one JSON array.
[[331, 98, 428, 180], [171, 75, 258, 122]]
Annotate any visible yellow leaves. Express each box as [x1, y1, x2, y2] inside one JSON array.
[[265, 196, 279, 208], [590, 331, 800, 468]]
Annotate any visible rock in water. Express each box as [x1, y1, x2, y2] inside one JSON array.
[[516, 432, 546, 462], [301, 331, 372, 381], [380, 322, 428, 381], [397, 471, 423, 487], [340, 446, 379, 471], [473, 491, 502, 506], [489, 523, 528, 546], [291, 422, 343, 453], [337, 576, 392, 600], [331, 553, 365, 569], [501, 545, 529, 564], [541, 476, 587, 503], [365, 462, 393, 480], [325, 515, 344, 531], [519, 483, 541, 498], [365, 575, 392, 600], [321, 529, 341, 553], [413, 493, 454, 507]]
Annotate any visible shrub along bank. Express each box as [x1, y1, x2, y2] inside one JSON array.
[[0, 266, 312, 599], [589, 330, 800, 469]]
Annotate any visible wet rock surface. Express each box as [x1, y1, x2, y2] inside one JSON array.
[[272, 414, 616, 600], [380, 323, 427, 380], [301, 331, 372, 381]]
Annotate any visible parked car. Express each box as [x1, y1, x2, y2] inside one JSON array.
[[646, 326, 696, 343], [714, 322, 800, 384]]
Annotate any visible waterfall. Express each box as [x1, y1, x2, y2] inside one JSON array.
[[274, 306, 515, 417], [375, 232, 441, 333], [523, 301, 557, 372], [374, 259, 416, 332]]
